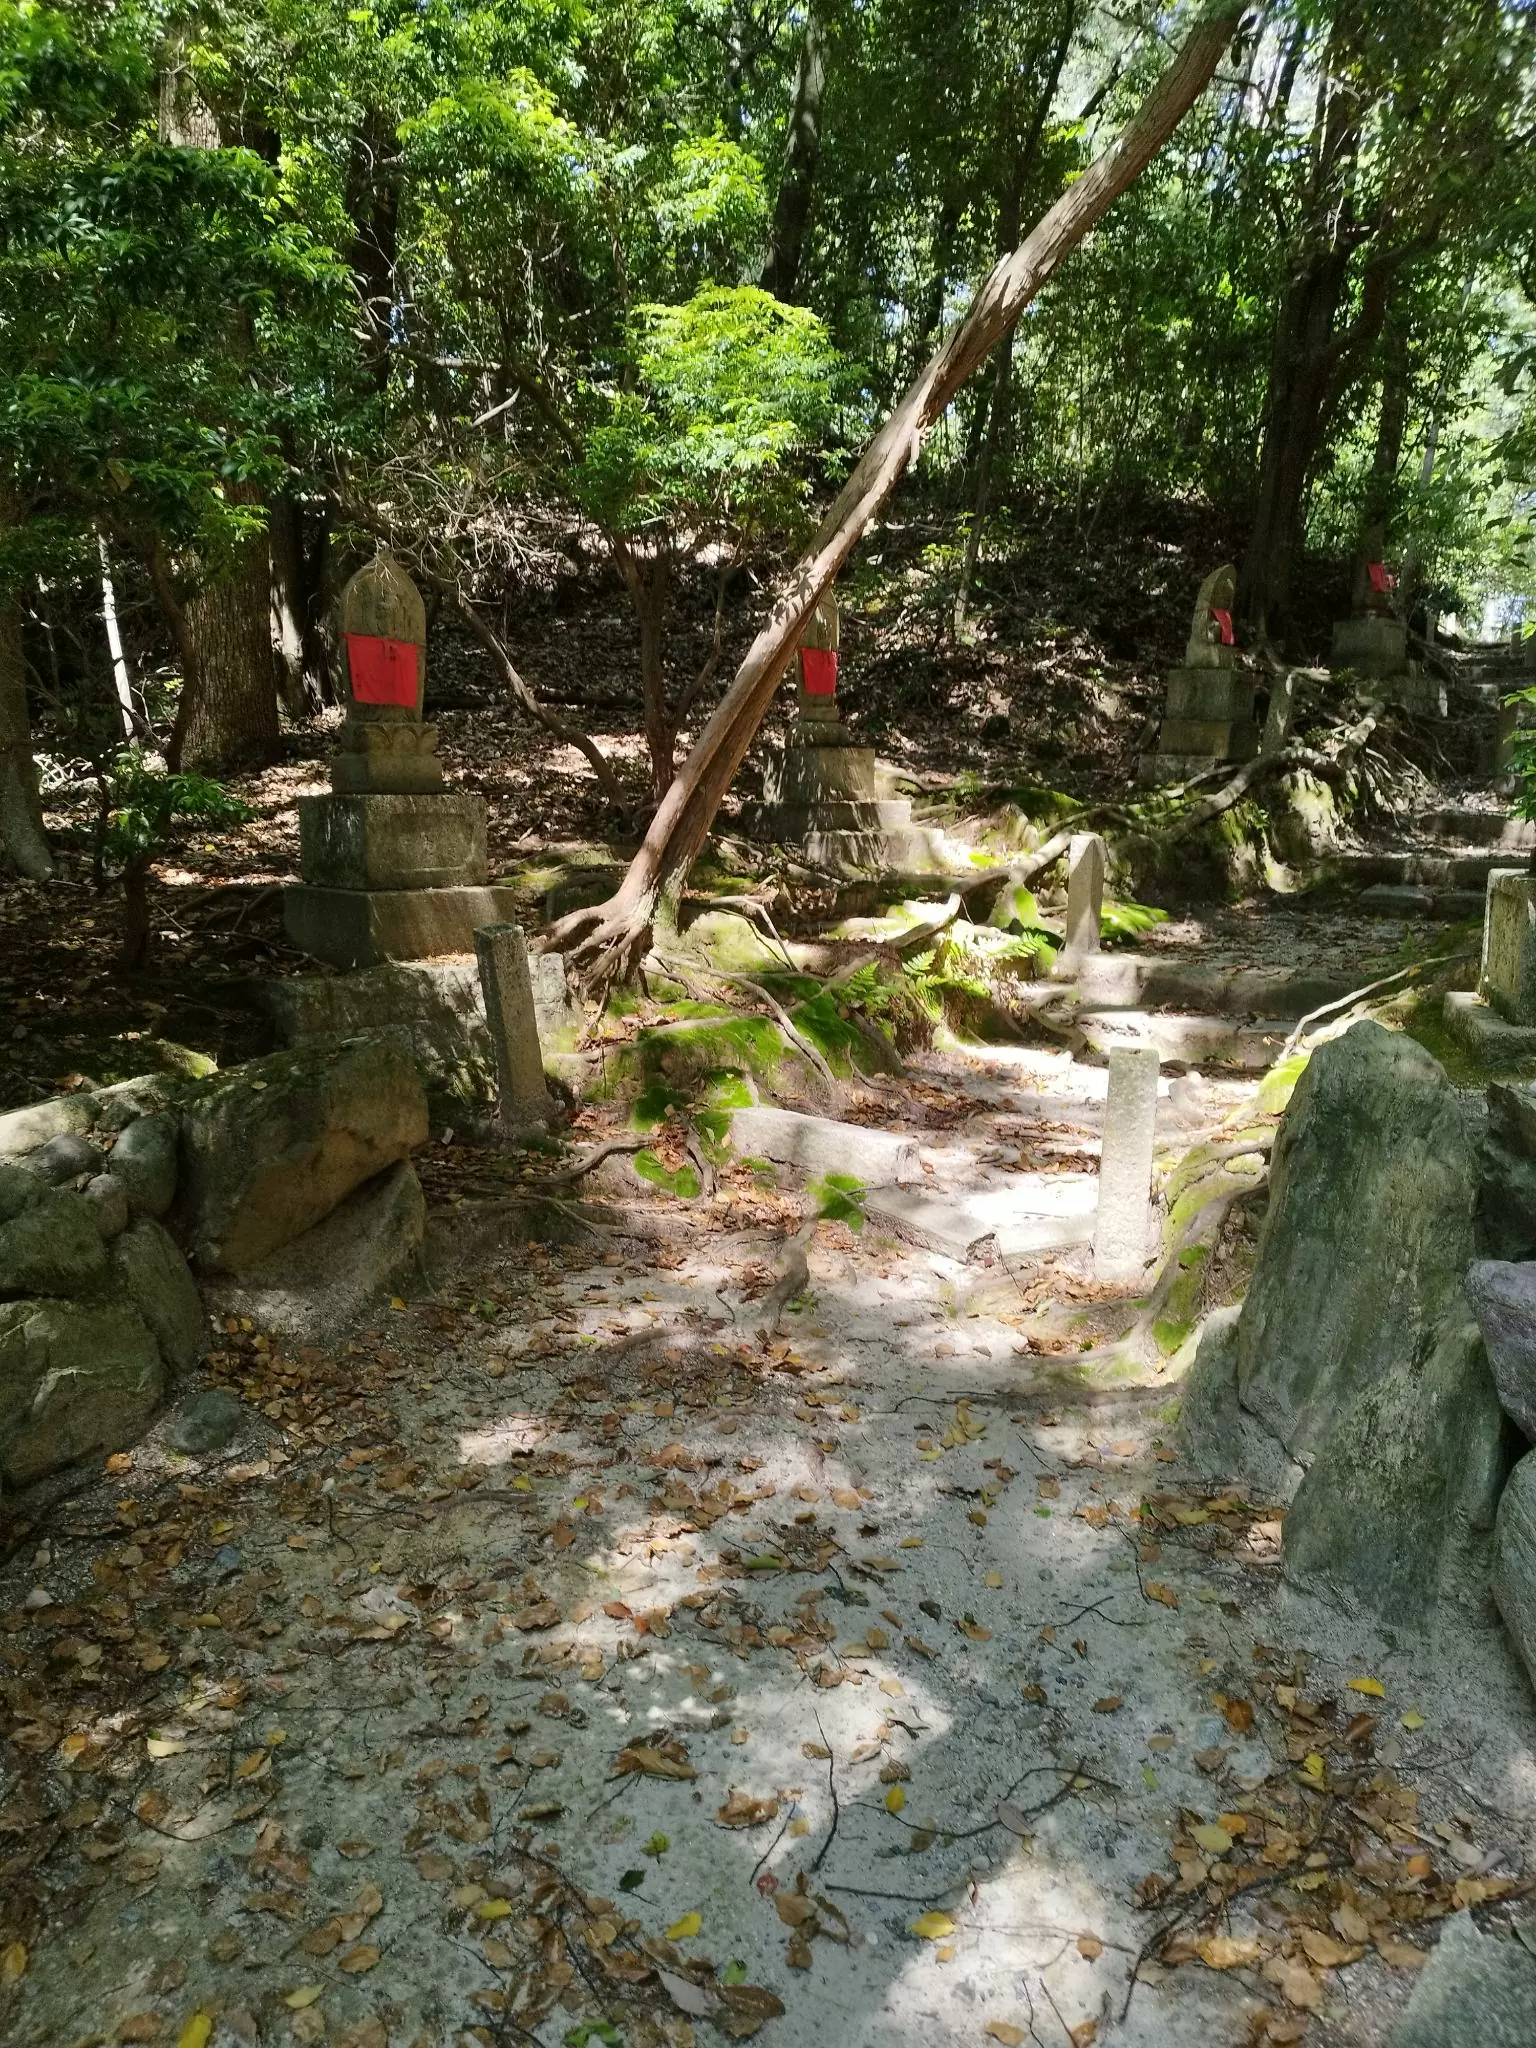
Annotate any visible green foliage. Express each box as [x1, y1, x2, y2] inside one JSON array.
[[808, 1172, 867, 1232], [101, 749, 253, 875], [1100, 898, 1171, 946], [573, 286, 841, 539], [1506, 689, 1536, 821]]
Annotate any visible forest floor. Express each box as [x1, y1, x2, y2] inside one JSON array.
[[2, 505, 1530, 2048], [4, 1034, 1535, 2048]]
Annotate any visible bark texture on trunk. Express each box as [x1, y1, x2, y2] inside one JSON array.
[[176, 482, 280, 774], [270, 493, 331, 716], [762, 11, 826, 302], [545, 11, 1241, 992], [0, 594, 53, 881]]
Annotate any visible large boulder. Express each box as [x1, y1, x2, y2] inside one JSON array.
[[1388, 1911, 1536, 2048], [106, 1111, 179, 1219], [112, 1220, 205, 1373], [1281, 1312, 1511, 1628], [0, 1186, 110, 1299], [201, 1160, 426, 1341], [1465, 1259, 1536, 1439], [1176, 1307, 1301, 1500], [1236, 1022, 1479, 1463], [0, 1298, 163, 1486], [1478, 1081, 1536, 1260], [1493, 1448, 1536, 1686], [178, 1032, 427, 1273]]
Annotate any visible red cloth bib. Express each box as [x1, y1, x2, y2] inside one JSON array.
[[1367, 562, 1395, 594], [1209, 607, 1234, 646], [799, 646, 838, 696], [346, 633, 420, 706]]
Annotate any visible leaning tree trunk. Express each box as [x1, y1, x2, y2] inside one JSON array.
[[544, 9, 1241, 993], [0, 591, 52, 881]]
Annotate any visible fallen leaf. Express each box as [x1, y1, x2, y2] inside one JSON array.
[[616, 1743, 696, 1781], [147, 1737, 189, 1759], [1346, 1676, 1385, 1698], [1377, 1937, 1429, 1970], [177, 2017, 213, 2048], [1400, 1710, 1425, 1731], [1092, 1696, 1123, 1715], [0, 1941, 26, 1985], [283, 1987, 323, 2009], [1196, 1933, 1261, 1970], [1069, 2025, 1097, 2048], [656, 1966, 715, 2018], [1145, 1581, 1179, 1609], [1300, 1927, 1362, 1969], [715, 1790, 778, 1829], [1076, 1933, 1103, 1961], [1262, 1955, 1322, 2009], [667, 1911, 703, 1940], [885, 1785, 906, 1814], [912, 1912, 955, 1940], [984, 2025, 1026, 2046], [474, 1899, 512, 1920], [1190, 1823, 1233, 1855], [338, 1944, 381, 1973]]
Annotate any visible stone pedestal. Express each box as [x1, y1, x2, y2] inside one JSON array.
[[1332, 613, 1407, 680], [283, 553, 520, 969], [1139, 563, 1260, 784], [1481, 869, 1536, 1025]]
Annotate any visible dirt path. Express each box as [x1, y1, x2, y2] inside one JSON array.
[[3, 1041, 1532, 2048]]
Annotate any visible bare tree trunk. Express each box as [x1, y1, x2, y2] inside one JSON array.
[[618, 550, 677, 802], [762, 9, 827, 302], [0, 591, 52, 880], [545, 11, 1241, 992], [270, 491, 329, 717], [174, 482, 280, 773], [98, 531, 141, 741]]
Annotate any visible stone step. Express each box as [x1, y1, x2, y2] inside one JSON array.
[[1355, 883, 1487, 921], [1421, 807, 1534, 851], [1338, 848, 1507, 888], [1076, 1009, 1289, 1069], [1074, 956, 1352, 1020]]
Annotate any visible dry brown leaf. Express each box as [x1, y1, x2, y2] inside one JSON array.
[[1299, 1926, 1362, 1970], [1261, 1956, 1322, 2009], [338, 1943, 381, 1973], [716, 1789, 779, 1828], [1376, 1937, 1429, 1971], [984, 2026, 1026, 2047], [614, 1742, 695, 1781], [513, 1600, 561, 1631], [1195, 1933, 1261, 1970]]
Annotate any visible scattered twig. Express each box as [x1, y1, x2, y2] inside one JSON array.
[[1278, 946, 1478, 1059], [811, 1715, 840, 1872]]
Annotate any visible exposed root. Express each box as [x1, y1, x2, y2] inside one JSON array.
[[540, 895, 656, 1000]]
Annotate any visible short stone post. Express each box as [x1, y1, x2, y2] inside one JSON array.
[[1093, 1045, 1160, 1283], [1053, 833, 1106, 975], [474, 923, 549, 1129]]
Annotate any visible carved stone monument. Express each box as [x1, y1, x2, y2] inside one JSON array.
[[1331, 559, 1445, 716], [1139, 566, 1259, 785], [752, 588, 943, 872], [283, 553, 520, 969]]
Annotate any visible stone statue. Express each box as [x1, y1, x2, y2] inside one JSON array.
[[331, 552, 442, 793], [1183, 564, 1237, 669], [796, 590, 840, 723]]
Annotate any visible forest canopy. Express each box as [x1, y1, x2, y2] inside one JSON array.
[[1, 0, 1534, 818]]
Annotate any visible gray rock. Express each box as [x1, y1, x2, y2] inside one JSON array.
[[0, 1298, 164, 1486], [82, 1173, 130, 1241], [0, 1163, 42, 1226], [168, 1388, 244, 1456], [178, 1031, 428, 1274], [1236, 1022, 1479, 1463], [106, 1111, 178, 1219], [1493, 1449, 1536, 1689], [1283, 1313, 1511, 1628], [202, 1159, 425, 1341], [1478, 1081, 1536, 1261], [1388, 1911, 1536, 2048], [111, 1220, 205, 1373], [0, 1187, 110, 1298], [0, 1091, 98, 1160], [1465, 1259, 1536, 1438], [1176, 1307, 1302, 1499], [25, 1132, 106, 1186]]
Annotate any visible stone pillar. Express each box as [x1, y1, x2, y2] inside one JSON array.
[[474, 923, 550, 1129], [1093, 1045, 1160, 1283], [1140, 565, 1258, 785], [1053, 833, 1106, 976], [1330, 561, 1445, 715], [283, 553, 520, 968], [1481, 869, 1536, 1025]]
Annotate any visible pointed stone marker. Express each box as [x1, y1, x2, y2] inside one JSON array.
[[1051, 832, 1106, 977], [474, 922, 550, 1129], [1093, 1044, 1160, 1283]]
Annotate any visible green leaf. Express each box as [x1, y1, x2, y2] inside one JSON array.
[[808, 1171, 867, 1232], [632, 1151, 700, 1200], [618, 1868, 645, 1892]]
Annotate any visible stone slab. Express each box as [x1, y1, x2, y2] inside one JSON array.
[[297, 791, 487, 891], [475, 923, 550, 1127], [1442, 990, 1536, 1064], [1156, 717, 1258, 759], [1093, 1045, 1159, 1282], [1078, 1010, 1287, 1070], [1388, 1910, 1536, 2048], [862, 1188, 997, 1261], [1333, 613, 1408, 679], [1162, 669, 1256, 721], [1074, 957, 1352, 1019], [1481, 868, 1536, 1025], [1381, 672, 1449, 718], [283, 883, 524, 969], [729, 1105, 922, 1187], [330, 749, 445, 795]]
